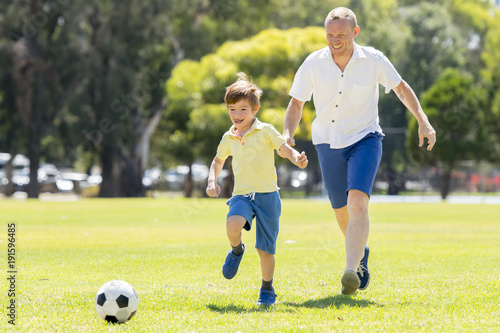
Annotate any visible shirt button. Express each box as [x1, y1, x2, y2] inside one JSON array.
[[331, 120, 335, 123], [341, 74, 344, 77], [335, 105, 339, 108], [339, 91, 342, 94]]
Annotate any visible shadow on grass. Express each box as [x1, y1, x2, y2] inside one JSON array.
[[207, 295, 380, 313], [284, 294, 380, 309], [207, 303, 295, 314]]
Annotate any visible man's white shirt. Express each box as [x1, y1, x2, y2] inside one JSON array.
[[289, 43, 402, 148]]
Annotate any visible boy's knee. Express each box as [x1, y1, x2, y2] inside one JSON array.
[[226, 215, 246, 233], [257, 248, 274, 257]]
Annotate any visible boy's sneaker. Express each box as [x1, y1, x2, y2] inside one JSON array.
[[222, 244, 245, 279], [257, 288, 277, 306], [341, 270, 360, 295], [358, 245, 370, 290]]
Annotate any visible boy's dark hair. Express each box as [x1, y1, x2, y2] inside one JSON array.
[[224, 72, 262, 109]]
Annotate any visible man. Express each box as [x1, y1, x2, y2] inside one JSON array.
[[283, 7, 436, 295]]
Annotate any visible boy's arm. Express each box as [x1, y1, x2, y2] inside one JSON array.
[[206, 157, 225, 197], [278, 143, 308, 169]]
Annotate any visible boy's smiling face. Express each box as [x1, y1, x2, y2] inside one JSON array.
[[228, 98, 259, 134]]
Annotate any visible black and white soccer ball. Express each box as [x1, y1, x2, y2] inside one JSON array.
[[95, 280, 139, 324]]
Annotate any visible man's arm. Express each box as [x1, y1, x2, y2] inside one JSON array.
[[283, 97, 305, 147], [393, 80, 436, 151]]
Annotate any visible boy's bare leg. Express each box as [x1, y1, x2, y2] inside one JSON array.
[[256, 248, 277, 305], [222, 215, 247, 280], [257, 249, 275, 282], [226, 215, 247, 247]]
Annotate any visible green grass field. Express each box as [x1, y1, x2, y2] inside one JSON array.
[[1, 198, 499, 332]]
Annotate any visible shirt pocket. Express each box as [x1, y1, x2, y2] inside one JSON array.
[[350, 84, 372, 105]]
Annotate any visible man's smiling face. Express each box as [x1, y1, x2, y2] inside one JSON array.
[[325, 17, 359, 59]]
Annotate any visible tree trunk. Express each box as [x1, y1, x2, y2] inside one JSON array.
[[120, 157, 143, 197], [26, 75, 46, 198], [99, 145, 121, 197], [387, 168, 405, 195], [4, 155, 14, 197], [439, 165, 453, 200], [7, 37, 43, 198], [440, 169, 452, 200], [119, 110, 162, 197], [184, 163, 194, 198], [26, 135, 40, 198]]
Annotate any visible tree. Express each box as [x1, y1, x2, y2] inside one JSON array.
[[353, 1, 488, 194], [1, 0, 337, 198], [480, 6, 500, 163], [71, 1, 173, 197], [0, 0, 85, 197], [407, 68, 489, 199], [404, 0, 500, 199], [155, 27, 325, 196], [67, 0, 289, 197]]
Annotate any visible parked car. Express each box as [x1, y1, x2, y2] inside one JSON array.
[[165, 164, 210, 192], [37, 163, 62, 193], [142, 168, 162, 190], [0, 153, 77, 194], [0, 154, 31, 192]]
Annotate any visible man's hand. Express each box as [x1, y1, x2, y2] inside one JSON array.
[[285, 137, 296, 147], [419, 123, 436, 151]]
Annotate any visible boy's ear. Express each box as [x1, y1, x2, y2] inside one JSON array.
[[253, 104, 260, 114]]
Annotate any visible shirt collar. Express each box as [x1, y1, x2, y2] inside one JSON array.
[[320, 43, 367, 62], [352, 43, 367, 61], [229, 118, 263, 136]]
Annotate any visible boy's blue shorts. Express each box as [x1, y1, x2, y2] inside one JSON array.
[[226, 191, 281, 255], [316, 132, 383, 209]]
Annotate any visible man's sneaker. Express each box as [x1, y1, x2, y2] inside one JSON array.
[[256, 288, 277, 306], [222, 244, 245, 279], [358, 245, 370, 290], [341, 270, 360, 295]]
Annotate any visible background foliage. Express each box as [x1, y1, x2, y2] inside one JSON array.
[[0, 0, 499, 198]]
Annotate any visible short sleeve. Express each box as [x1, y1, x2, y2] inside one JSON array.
[[215, 134, 231, 160], [289, 58, 314, 102], [265, 125, 287, 150], [377, 53, 402, 94]]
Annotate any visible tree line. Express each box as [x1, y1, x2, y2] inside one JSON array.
[[0, 0, 499, 198]]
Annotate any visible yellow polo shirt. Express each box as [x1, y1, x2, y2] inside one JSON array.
[[216, 118, 286, 196]]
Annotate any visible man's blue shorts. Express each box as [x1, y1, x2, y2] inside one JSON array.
[[316, 132, 383, 209], [226, 191, 281, 255]]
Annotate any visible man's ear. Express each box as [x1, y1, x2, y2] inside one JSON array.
[[353, 25, 360, 38]]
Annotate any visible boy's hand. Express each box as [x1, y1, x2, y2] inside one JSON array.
[[295, 151, 308, 169], [206, 181, 221, 197]]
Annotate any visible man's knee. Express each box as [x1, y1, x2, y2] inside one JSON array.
[[334, 205, 349, 221], [347, 190, 369, 215]]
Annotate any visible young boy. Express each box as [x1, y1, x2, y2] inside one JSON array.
[[206, 72, 308, 305]]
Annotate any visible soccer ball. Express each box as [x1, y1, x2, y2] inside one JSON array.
[[95, 280, 139, 324]]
